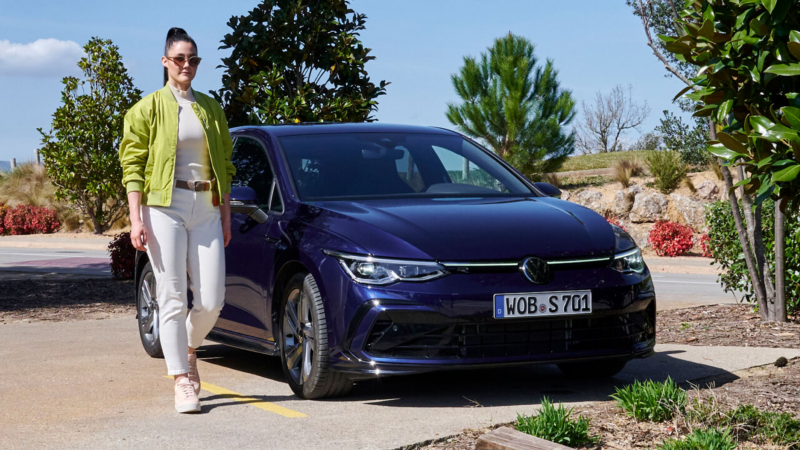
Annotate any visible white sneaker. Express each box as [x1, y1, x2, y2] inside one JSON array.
[[174, 377, 200, 413]]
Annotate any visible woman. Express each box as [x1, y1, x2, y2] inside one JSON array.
[[119, 27, 235, 413]]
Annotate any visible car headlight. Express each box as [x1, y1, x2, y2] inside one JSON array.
[[612, 248, 646, 274], [323, 250, 449, 285]]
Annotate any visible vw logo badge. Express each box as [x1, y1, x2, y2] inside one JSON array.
[[521, 256, 550, 284]]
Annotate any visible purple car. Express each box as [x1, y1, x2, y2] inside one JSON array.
[[135, 123, 655, 399]]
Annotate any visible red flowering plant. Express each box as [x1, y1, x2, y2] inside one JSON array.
[[108, 232, 136, 280], [698, 232, 712, 258], [3, 205, 60, 235], [648, 221, 694, 257]]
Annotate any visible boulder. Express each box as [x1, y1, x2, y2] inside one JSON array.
[[697, 180, 720, 200], [572, 190, 606, 214], [612, 185, 644, 217], [561, 191, 571, 202], [670, 194, 706, 230], [630, 192, 669, 223]]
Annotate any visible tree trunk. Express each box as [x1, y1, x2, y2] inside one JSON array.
[[773, 197, 788, 323], [710, 122, 769, 318], [738, 165, 776, 307]]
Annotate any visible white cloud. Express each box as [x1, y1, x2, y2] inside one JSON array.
[[0, 39, 84, 77]]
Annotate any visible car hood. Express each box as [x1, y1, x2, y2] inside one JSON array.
[[300, 196, 616, 261]]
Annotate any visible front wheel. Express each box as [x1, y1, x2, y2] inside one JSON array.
[[137, 261, 163, 358], [557, 359, 628, 378], [279, 273, 352, 399]]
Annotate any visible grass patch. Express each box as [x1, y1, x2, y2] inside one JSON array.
[[644, 151, 690, 194], [656, 428, 736, 450], [611, 377, 687, 422], [557, 150, 655, 172], [514, 397, 597, 446], [560, 175, 611, 190]]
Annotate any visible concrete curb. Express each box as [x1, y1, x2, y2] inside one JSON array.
[[649, 264, 721, 275]]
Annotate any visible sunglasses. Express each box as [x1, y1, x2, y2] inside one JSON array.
[[166, 55, 202, 67]]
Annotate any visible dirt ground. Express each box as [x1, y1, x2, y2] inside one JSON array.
[[0, 277, 134, 324]]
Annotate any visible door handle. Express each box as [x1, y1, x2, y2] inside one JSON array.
[[265, 236, 279, 244]]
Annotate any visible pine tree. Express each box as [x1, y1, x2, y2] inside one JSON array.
[[446, 34, 576, 177]]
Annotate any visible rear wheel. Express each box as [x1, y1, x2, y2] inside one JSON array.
[[137, 261, 163, 358], [279, 273, 352, 399], [557, 359, 628, 378]]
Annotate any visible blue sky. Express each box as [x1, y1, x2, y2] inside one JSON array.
[[0, 1, 689, 162]]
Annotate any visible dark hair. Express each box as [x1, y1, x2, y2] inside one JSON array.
[[163, 27, 198, 85]]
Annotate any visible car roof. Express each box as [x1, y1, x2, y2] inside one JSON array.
[[230, 122, 459, 137]]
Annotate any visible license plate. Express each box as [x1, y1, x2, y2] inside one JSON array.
[[494, 291, 592, 319]]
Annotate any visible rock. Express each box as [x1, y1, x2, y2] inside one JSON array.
[[630, 192, 669, 223], [612, 185, 644, 217], [561, 191, 571, 202], [572, 190, 607, 214], [697, 180, 720, 200], [670, 194, 706, 230], [775, 356, 788, 367]]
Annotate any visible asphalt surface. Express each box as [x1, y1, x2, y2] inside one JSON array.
[[0, 246, 754, 449], [2, 317, 798, 450], [0, 248, 110, 277]]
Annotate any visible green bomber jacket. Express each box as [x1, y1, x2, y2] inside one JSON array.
[[119, 84, 235, 206]]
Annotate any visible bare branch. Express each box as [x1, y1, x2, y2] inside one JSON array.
[[575, 85, 650, 153], [637, 0, 694, 87]]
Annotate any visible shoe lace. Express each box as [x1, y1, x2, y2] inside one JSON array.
[[176, 380, 196, 398]]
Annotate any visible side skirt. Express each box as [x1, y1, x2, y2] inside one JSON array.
[[206, 328, 279, 356]]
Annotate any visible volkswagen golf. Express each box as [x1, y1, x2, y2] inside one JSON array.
[[135, 123, 656, 399]]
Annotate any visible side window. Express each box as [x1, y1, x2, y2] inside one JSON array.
[[231, 136, 276, 211]]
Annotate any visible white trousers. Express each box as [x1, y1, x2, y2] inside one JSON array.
[[143, 188, 226, 375]]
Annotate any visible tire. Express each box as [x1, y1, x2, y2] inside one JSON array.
[[557, 359, 628, 378], [137, 261, 164, 358], [279, 273, 352, 399]]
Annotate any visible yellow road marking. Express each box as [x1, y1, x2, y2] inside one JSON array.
[[163, 376, 307, 418]]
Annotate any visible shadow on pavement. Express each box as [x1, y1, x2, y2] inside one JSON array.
[[198, 344, 739, 408]]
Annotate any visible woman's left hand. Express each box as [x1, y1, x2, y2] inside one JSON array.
[[222, 218, 232, 247]]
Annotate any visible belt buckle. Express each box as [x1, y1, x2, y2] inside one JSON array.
[[187, 180, 196, 191]]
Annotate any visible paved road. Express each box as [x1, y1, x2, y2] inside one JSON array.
[[0, 247, 110, 277], [1, 317, 797, 450]]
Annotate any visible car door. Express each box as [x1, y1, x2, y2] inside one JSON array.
[[216, 135, 282, 341]]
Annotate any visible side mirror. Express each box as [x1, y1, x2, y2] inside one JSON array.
[[230, 186, 268, 224], [533, 182, 562, 199]]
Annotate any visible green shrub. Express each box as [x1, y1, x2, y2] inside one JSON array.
[[705, 200, 800, 314], [610, 377, 686, 422], [654, 110, 710, 167], [657, 428, 736, 450], [722, 404, 800, 446], [644, 151, 690, 194], [514, 397, 596, 446]]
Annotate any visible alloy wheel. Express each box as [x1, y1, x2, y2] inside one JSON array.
[[138, 271, 159, 348], [282, 287, 316, 386]]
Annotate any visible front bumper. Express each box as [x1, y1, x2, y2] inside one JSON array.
[[323, 263, 657, 378]]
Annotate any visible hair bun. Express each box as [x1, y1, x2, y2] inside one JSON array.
[[167, 27, 187, 39]]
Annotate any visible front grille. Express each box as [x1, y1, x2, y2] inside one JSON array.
[[365, 307, 655, 359]]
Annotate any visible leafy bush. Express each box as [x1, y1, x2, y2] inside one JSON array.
[[705, 200, 800, 314], [0, 204, 8, 235], [514, 397, 595, 446], [657, 428, 736, 450], [3, 204, 60, 235], [648, 221, 695, 257], [611, 377, 686, 422], [645, 151, 690, 194], [108, 232, 136, 280]]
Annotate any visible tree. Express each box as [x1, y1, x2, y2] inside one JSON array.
[[446, 33, 576, 177], [663, 0, 800, 323], [575, 85, 650, 154], [37, 37, 141, 234], [655, 110, 710, 165], [214, 0, 388, 127]]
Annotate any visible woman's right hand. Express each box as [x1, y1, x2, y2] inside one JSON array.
[[130, 220, 147, 251]]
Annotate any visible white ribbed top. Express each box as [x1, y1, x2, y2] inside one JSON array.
[[169, 83, 212, 181]]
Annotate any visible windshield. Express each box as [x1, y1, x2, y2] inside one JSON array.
[[278, 133, 533, 200]]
